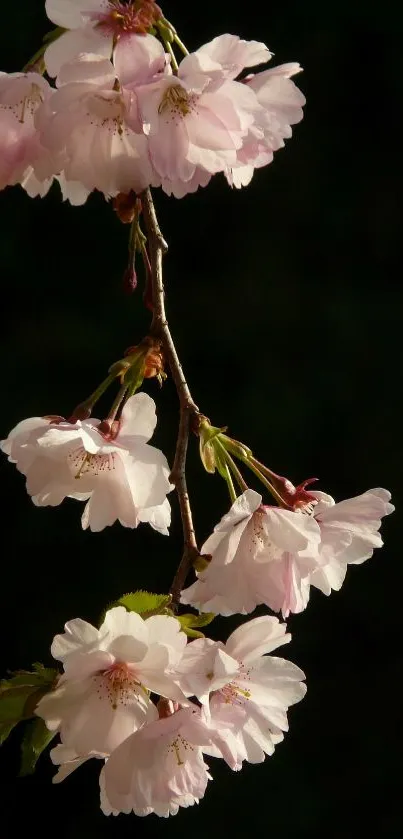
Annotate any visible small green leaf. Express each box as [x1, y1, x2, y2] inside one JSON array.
[[19, 719, 56, 777], [177, 612, 215, 639], [0, 664, 59, 746], [115, 590, 172, 618]]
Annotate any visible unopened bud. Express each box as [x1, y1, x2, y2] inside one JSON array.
[[122, 266, 137, 294]]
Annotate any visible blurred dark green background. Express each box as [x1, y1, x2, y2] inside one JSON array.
[[1, 1, 402, 836]]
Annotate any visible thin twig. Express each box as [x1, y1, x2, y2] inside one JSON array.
[[141, 188, 200, 606]]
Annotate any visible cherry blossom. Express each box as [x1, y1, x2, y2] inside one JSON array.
[[225, 63, 306, 188], [308, 488, 394, 595], [134, 43, 266, 184], [44, 0, 163, 77], [175, 616, 306, 765], [1, 392, 173, 532], [36, 54, 161, 197], [0, 72, 53, 191], [100, 707, 212, 817], [180, 489, 322, 618], [35, 607, 187, 756]]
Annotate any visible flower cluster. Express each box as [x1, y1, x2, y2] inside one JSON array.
[[1, 393, 172, 533], [181, 487, 394, 618], [0, 3, 395, 820], [36, 607, 305, 816], [0, 0, 305, 201]]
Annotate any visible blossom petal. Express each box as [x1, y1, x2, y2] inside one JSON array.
[[225, 615, 291, 663]]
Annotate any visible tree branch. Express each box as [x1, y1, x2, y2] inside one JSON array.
[[141, 188, 200, 606]]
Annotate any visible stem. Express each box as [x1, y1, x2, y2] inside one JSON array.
[[216, 441, 248, 494], [173, 34, 189, 56], [141, 188, 200, 607], [222, 459, 237, 503], [107, 383, 128, 422], [166, 42, 179, 72], [242, 457, 287, 507]]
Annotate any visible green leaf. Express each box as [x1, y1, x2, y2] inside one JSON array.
[[177, 612, 215, 639], [19, 719, 56, 777], [0, 721, 17, 746], [0, 664, 59, 747], [115, 591, 172, 618]]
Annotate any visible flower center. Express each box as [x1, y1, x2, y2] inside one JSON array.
[[86, 92, 127, 137], [168, 733, 194, 766], [68, 446, 117, 479], [94, 662, 145, 710], [218, 680, 251, 706], [0, 82, 44, 124], [91, 0, 161, 37], [158, 84, 195, 118]]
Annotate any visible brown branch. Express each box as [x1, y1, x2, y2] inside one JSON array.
[[141, 188, 200, 606]]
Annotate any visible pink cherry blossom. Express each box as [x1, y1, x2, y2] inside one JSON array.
[[36, 54, 161, 197], [35, 606, 187, 756], [225, 63, 306, 188], [180, 489, 322, 618], [175, 616, 306, 766], [134, 51, 264, 184], [100, 707, 212, 817], [308, 488, 394, 595], [1, 392, 173, 532], [44, 0, 163, 77], [0, 72, 53, 192]]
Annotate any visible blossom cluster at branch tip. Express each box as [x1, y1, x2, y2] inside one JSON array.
[[0, 0, 305, 202], [181, 487, 394, 618], [35, 606, 305, 816], [1, 393, 173, 533]]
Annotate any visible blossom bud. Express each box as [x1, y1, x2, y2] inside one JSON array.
[[122, 266, 138, 294]]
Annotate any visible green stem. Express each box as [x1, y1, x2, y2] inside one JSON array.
[[22, 46, 46, 73], [223, 459, 237, 503], [241, 457, 287, 507], [166, 41, 179, 72], [173, 34, 189, 56], [216, 440, 248, 493], [80, 373, 116, 411], [107, 383, 128, 422]]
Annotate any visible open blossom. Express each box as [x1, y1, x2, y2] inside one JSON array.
[[134, 35, 269, 186], [1, 392, 172, 532], [176, 616, 306, 766], [44, 0, 163, 77], [308, 488, 394, 595], [36, 54, 163, 197], [101, 707, 213, 817], [181, 489, 322, 618], [0, 72, 53, 192], [36, 607, 187, 756], [225, 63, 306, 188]]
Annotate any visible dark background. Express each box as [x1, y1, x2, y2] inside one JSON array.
[[0, 1, 402, 836]]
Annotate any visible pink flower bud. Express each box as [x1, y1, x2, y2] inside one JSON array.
[[122, 266, 138, 294]]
